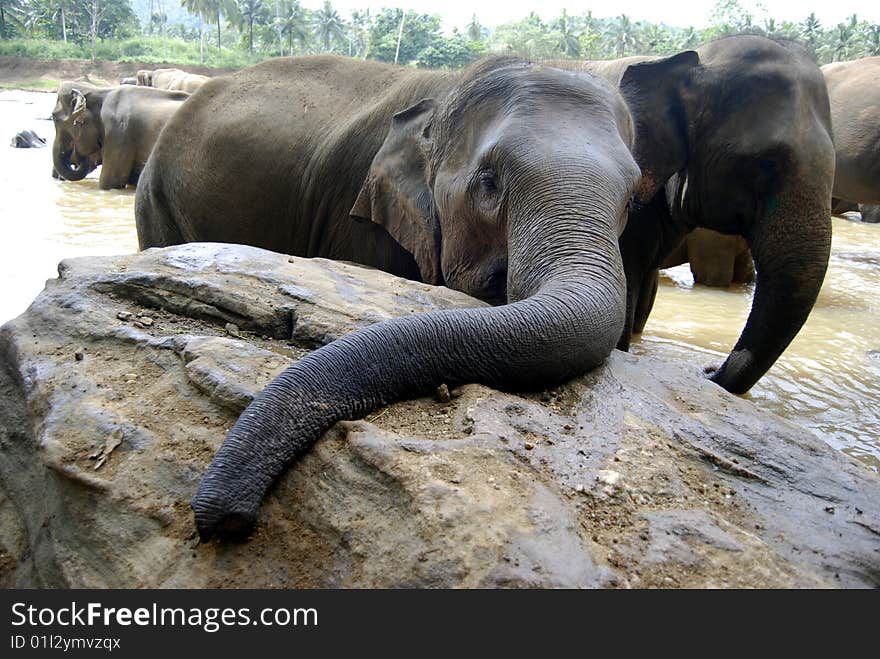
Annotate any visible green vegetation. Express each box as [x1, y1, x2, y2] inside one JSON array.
[[0, 0, 878, 68], [0, 75, 60, 88]]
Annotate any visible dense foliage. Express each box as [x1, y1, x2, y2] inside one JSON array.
[[1, 0, 878, 66]]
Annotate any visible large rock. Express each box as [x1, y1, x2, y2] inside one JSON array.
[[0, 243, 878, 588]]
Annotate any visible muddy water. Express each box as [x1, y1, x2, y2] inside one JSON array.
[[635, 218, 880, 472], [2, 90, 879, 471], [0, 89, 138, 324]]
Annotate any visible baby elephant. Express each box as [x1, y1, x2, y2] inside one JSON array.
[[52, 81, 190, 189], [11, 129, 46, 148]]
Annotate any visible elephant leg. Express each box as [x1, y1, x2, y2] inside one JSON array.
[[618, 273, 639, 351], [617, 188, 689, 349], [632, 269, 658, 335], [98, 146, 134, 190], [859, 204, 880, 223], [690, 254, 735, 287], [134, 155, 185, 249], [732, 248, 756, 283]]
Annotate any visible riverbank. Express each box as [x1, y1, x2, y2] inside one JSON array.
[[0, 56, 237, 91]]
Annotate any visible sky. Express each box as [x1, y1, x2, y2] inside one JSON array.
[[299, 0, 880, 31]]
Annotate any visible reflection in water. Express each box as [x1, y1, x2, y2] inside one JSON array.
[[1, 91, 879, 471]]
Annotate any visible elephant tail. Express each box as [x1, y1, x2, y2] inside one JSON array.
[[135, 152, 184, 250]]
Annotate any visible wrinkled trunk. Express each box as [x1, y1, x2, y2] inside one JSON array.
[[192, 187, 627, 540], [710, 186, 831, 394], [52, 133, 93, 181]]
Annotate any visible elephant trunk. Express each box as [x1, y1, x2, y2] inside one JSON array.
[[191, 184, 627, 540], [52, 132, 93, 181], [710, 185, 832, 394]]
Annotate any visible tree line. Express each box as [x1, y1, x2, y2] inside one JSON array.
[[1, 0, 879, 67]]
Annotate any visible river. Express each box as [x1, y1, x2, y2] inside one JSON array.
[[2, 89, 878, 472]]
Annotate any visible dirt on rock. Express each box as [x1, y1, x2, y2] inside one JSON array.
[[1, 243, 878, 588]]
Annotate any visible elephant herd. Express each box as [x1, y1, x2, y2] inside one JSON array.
[[50, 67, 207, 189], [46, 37, 877, 540]]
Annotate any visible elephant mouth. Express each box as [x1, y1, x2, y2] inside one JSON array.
[[470, 263, 509, 306]]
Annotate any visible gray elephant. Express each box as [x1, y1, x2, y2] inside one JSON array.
[[661, 228, 755, 287], [859, 205, 880, 223], [823, 56, 880, 209], [553, 35, 835, 394], [52, 81, 190, 190], [136, 56, 643, 539], [10, 129, 46, 148]]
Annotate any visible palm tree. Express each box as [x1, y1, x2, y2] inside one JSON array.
[[865, 24, 880, 56], [313, 0, 344, 52], [182, 0, 235, 55], [639, 22, 669, 53], [466, 13, 485, 42], [348, 8, 369, 57], [610, 14, 638, 57], [801, 13, 821, 59], [236, 0, 262, 53], [553, 9, 580, 57], [1, 0, 24, 39], [833, 21, 854, 61], [675, 26, 699, 51], [276, 0, 308, 55]]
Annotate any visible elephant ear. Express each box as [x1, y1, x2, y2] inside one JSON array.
[[71, 88, 88, 126], [350, 98, 442, 285], [620, 50, 700, 202]]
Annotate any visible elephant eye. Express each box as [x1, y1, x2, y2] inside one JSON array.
[[757, 158, 778, 175], [478, 169, 498, 195]]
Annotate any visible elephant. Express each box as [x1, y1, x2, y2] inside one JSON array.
[[52, 81, 190, 190], [137, 67, 209, 93], [169, 73, 209, 93], [859, 205, 880, 223], [551, 35, 835, 394], [10, 129, 46, 148], [822, 56, 880, 209], [661, 228, 755, 287], [138, 56, 644, 539], [120, 77, 137, 85]]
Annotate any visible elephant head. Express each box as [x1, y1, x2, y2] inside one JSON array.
[[618, 36, 835, 394], [136, 70, 152, 86], [191, 58, 641, 539], [51, 82, 106, 181]]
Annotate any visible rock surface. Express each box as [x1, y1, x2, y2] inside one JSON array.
[[0, 243, 878, 588]]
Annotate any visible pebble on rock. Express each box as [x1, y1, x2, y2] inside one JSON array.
[[435, 383, 451, 403]]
